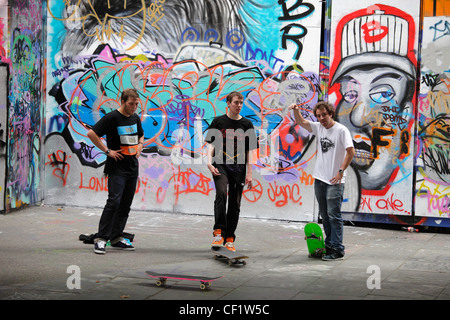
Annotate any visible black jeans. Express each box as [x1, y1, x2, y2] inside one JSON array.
[[212, 164, 245, 241], [96, 174, 138, 242]]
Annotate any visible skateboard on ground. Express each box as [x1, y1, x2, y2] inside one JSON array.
[[304, 222, 326, 258], [145, 271, 223, 290], [212, 246, 248, 266]]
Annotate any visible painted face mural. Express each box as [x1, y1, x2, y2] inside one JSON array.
[[330, 4, 418, 194]]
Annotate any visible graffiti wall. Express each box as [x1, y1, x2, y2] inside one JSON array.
[[0, 1, 7, 212], [328, 1, 421, 222], [5, 0, 44, 211], [44, 0, 323, 221], [416, 15, 450, 221], [0, 64, 7, 211], [38, 0, 448, 226], [0, 1, 7, 60]]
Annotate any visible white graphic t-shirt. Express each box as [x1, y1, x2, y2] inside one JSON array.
[[310, 121, 354, 185]]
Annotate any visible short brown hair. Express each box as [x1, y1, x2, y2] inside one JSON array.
[[226, 91, 244, 103], [313, 101, 335, 119], [121, 88, 139, 102]]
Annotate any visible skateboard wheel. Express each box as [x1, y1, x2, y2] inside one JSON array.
[[200, 283, 206, 290], [242, 260, 247, 266], [156, 278, 166, 287], [214, 255, 218, 260], [228, 260, 233, 266]]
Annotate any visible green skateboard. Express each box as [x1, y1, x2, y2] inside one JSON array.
[[304, 222, 326, 258]]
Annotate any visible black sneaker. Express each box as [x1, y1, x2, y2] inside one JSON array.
[[94, 240, 106, 254], [322, 250, 344, 261], [111, 239, 135, 251]]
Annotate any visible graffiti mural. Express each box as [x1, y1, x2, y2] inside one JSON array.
[[34, 0, 448, 226], [6, 0, 44, 210], [416, 16, 450, 219], [0, 64, 7, 211], [329, 2, 420, 218], [0, 1, 7, 61], [44, 0, 323, 221]]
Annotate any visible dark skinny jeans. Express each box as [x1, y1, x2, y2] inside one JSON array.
[[96, 174, 138, 243], [212, 164, 246, 241]]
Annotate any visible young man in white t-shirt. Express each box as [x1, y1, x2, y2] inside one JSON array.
[[289, 102, 355, 260]]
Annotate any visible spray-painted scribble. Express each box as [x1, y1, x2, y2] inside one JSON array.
[[416, 16, 450, 218], [6, 0, 44, 210]]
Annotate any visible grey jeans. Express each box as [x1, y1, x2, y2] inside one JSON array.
[[314, 179, 345, 254]]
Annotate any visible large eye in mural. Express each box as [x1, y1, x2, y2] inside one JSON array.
[[369, 85, 395, 104], [343, 90, 358, 103]]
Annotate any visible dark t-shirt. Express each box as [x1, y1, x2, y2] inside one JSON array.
[[92, 110, 144, 177], [205, 114, 257, 171]]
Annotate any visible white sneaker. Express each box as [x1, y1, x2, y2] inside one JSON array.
[[94, 240, 106, 254]]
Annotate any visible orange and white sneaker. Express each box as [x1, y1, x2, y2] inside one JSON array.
[[212, 229, 224, 248], [224, 237, 236, 252]]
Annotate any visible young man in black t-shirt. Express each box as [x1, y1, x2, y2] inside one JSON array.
[[87, 88, 144, 254], [205, 91, 257, 251]]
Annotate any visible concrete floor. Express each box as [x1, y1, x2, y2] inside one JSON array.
[[0, 205, 448, 313]]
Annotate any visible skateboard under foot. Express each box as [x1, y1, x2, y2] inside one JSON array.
[[212, 246, 248, 266]]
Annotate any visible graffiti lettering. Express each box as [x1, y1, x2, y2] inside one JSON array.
[[422, 144, 450, 181], [267, 181, 302, 207], [170, 168, 214, 205], [147, 0, 166, 30], [360, 196, 372, 212], [278, 0, 315, 60], [371, 127, 395, 159], [45, 151, 71, 186], [79, 172, 108, 192], [430, 19, 450, 41], [298, 168, 314, 186], [375, 194, 405, 212], [421, 73, 440, 88], [52, 66, 73, 78], [417, 180, 450, 216]]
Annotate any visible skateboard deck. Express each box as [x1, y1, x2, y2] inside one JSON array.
[[145, 271, 222, 290], [304, 222, 326, 258], [212, 247, 248, 266]]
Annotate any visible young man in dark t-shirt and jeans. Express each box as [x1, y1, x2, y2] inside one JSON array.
[[87, 88, 144, 254], [205, 91, 257, 252]]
